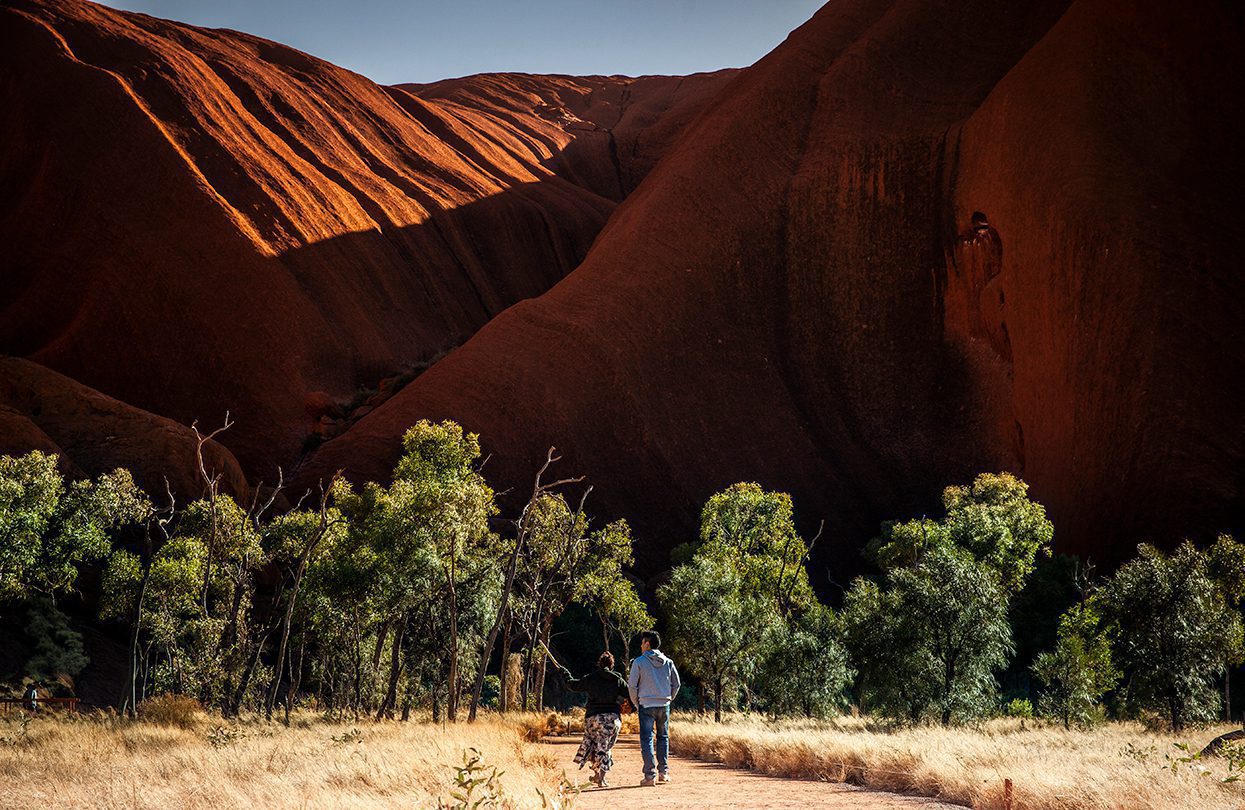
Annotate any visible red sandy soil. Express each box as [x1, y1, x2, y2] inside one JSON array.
[[544, 734, 960, 809], [303, 0, 1245, 569], [0, 0, 732, 478]]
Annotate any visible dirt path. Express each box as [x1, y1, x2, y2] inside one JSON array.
[[544, 734, 961, 809]]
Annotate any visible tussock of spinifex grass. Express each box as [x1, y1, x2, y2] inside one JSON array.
[[670, 714, 1245, 810], [0, 710, 567, 809]]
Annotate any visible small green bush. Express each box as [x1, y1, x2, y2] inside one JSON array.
[[1003, 698, 1034, 719]]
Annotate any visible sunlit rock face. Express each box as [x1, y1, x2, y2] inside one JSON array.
[[0, 0, 733, 478], [301, 0, 1245, 573]]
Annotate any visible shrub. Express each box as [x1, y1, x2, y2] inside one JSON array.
[[1004, 698, 1034, 719], [138, 694, 204, 728]]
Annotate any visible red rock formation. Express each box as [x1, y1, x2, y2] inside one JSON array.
[[302, 0, 1245, 571], [0, 0, 730, 479], [0, 357, 247, 498]]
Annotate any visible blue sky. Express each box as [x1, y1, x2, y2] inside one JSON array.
[[101, 1, 825, 85]]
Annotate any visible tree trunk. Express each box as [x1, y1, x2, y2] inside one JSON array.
[[351, 617, 364, 721], [378, 616, 407, 720], [123, 567, 150, 717], [714, 676, 723, 723], [498, 616, 512, 714], [446, 557, 460, 722], [284, 631, 306, 726], [468, 531, 525, 722], [520, 642, 531, 711], [534, 615, 552, 712], [1226, 660, 1232, 723]]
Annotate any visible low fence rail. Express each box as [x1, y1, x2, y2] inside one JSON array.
[[0, 697, 80, 714]]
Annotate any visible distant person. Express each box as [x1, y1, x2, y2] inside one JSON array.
[[556, 650, 630, 788], [22, 683, 39, 713], [628, 630, 681, 786]]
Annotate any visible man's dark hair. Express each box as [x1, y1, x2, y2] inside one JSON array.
[[597, 651, 615, 669], [640, 630, 661, 649]]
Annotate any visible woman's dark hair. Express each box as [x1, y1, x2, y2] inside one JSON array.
[[640, 630, 661, 649], [597, 651, 615, 669]]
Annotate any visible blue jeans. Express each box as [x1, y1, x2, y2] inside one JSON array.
[[638, 705, 669, 778]]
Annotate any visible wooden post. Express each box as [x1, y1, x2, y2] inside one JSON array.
[[1003, 778, 1013, 810]]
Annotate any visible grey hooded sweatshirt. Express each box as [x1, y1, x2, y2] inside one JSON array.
[[628, 649, 681, 709]]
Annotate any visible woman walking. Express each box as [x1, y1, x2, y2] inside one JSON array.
[[556, 650, 631, 787]]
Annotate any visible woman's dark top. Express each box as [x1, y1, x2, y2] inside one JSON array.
[[559, 666, 629, 718]]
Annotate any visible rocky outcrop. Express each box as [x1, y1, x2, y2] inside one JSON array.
[[302, 0, 1245, 572], [0, 0, 730, 478], [0, 357, 247, 498]]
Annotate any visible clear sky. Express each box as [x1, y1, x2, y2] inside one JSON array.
[[100, 1, 825, 85]]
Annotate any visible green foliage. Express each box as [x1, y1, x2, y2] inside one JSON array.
[[660, 553, 778, 718], [1099, 537, 1245, 730], [481, 675, 501, 708], [871, 472, 1053, 593], [21, 598, 89, 686], [441, 747, 506, 810], [695, 482, 815, 611], [1007, 554, 1081, 674], [845, 545, 1013, 725], [845, 473, 1050, 725], [1004, 698, 1033, 719], [574, 519, 651, 652], [756, 603, 852, 719], [663, 483, 841, 720], [1033, 602, 1119, 728], [0, 451, 147, 602]]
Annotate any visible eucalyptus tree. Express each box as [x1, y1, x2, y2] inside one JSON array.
[[844, 473, 1050, 724], [1033, 601, 1119, 728], [870, 472, 1053, 594], [335, 420, 499, 722], [467, 448, 584, 721], [659, 553, 778, 720], [577, 519, 651, 659], [262, 475, 347, 722], [1, 450, 147, 605], [1099, 536, 1245, 730], [662, 483, 826, 719], [757, 602, 852, 718], [692, 482, 816, 613]]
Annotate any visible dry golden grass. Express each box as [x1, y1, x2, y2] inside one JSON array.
[[515, 708, 639, 742], [670, 713, 1245, 809], [0, 710, 573, 809]]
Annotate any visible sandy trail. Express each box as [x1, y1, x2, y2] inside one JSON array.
[[545, 734, 961, 809]]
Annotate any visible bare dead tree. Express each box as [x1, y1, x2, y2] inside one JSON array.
[[466, 448, 584, 721], [191, 413, 234, 613], [265, 472, 344, 722], [118, 479, 179, 717]]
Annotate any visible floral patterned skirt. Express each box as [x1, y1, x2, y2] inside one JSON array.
[[574, 712, 622, 774]]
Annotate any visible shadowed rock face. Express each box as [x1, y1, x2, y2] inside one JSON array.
[[302, 0, 1245, 574], [0, 357, 247, 498], [3, 0, 1241, 575], [0, 0, 733, 479]]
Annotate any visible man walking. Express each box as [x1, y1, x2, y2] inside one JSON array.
[[628, 630, 681, 786]]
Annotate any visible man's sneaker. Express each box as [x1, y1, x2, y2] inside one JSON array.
[[657, 772, 671, 785], [640, 777, 656, 787]]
